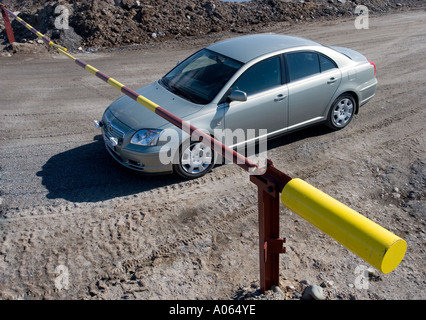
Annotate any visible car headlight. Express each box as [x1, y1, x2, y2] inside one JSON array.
[[130, 129, 163, 146]]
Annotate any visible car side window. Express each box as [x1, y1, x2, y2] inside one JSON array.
[[233, 56, 281, 96], [286, 52, 320, 82], [319, 54, 337, 72]]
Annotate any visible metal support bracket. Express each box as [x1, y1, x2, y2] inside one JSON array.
[[264, 238, 286, 263], [250, 159, 291, 293]]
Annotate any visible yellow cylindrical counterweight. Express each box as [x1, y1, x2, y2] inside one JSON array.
[[281, 178, 406, 273]]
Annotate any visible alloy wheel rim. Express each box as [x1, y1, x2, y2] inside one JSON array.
[[332, 98, 354, 127], [181, 143, 213, 174]]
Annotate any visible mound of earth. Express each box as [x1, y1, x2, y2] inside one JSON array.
[[1, 0, 424, 50]]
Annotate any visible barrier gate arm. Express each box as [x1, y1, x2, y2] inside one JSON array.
[[1, 4, 407, 293]]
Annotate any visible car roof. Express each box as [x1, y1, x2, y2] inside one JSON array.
[[206, 33, 322, 63]]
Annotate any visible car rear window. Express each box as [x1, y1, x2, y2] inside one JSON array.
[[319, 54, 337, 72], [286, 52, 320, 82]]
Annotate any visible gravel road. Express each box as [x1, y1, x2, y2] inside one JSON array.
[[0, 10, 425, 300]]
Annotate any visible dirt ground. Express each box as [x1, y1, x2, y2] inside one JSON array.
[[0, 10, 425, 301]]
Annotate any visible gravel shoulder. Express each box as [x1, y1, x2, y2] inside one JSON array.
[[0, 10, 425, 300]]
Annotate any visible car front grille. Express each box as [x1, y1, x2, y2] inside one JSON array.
[[103, 111, 125, 140], [105, 121, 125, 140]]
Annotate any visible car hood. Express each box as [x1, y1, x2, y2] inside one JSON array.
[[108, 81, 204, 130]]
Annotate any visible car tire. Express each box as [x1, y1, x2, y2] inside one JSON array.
[[326, 94, 356, 130], [173, 140, 215, 179]]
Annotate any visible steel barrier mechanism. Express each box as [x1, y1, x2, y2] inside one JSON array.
[[1, 4, 407, 294]]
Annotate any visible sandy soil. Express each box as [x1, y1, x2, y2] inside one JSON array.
[[0, 10, 425, 300]]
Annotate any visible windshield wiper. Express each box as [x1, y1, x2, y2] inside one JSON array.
[[160, 78, 174, 92], [173, 86, 198, 103], [160, 78, 200, 104]]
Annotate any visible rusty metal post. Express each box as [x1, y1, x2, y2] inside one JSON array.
[[1, 5, 15, 43], [250, 160, 291, 293]]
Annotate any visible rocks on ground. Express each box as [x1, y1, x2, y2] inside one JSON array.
[[0, 0, 423, 51]]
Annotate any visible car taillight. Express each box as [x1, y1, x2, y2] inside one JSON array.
[[368, 59, 376, 76]]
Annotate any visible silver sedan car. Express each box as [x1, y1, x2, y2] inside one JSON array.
[[95, 34, 377, 179]]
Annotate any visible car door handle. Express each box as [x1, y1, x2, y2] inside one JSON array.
[[327, 77, 338, 84], [274, 94, 287, 102]]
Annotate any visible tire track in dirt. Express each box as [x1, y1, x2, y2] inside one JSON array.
[[121, 206, 258, 270], [0, 142, 249, 214], [1, 170, 259, 299], [267, 104, 421, 183], [0, 161, 250, 218]]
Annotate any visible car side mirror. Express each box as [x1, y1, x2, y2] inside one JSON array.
[[228, 90, 247, 102]]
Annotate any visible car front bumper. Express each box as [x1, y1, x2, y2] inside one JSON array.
[[101, 128, 174, 174]]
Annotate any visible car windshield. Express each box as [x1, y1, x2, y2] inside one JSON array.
[[160, 49, 243, 105]]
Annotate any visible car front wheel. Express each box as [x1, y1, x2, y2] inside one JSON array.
[[173, 141, 215, 179], [327, 94, 356, 130]]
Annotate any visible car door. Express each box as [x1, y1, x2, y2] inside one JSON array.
[[285, 51, 342, 129], [221, 55, 288, 148]]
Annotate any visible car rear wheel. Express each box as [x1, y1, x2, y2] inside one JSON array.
[[327, 94, 355, 130], [174, 141, 215, 179]]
